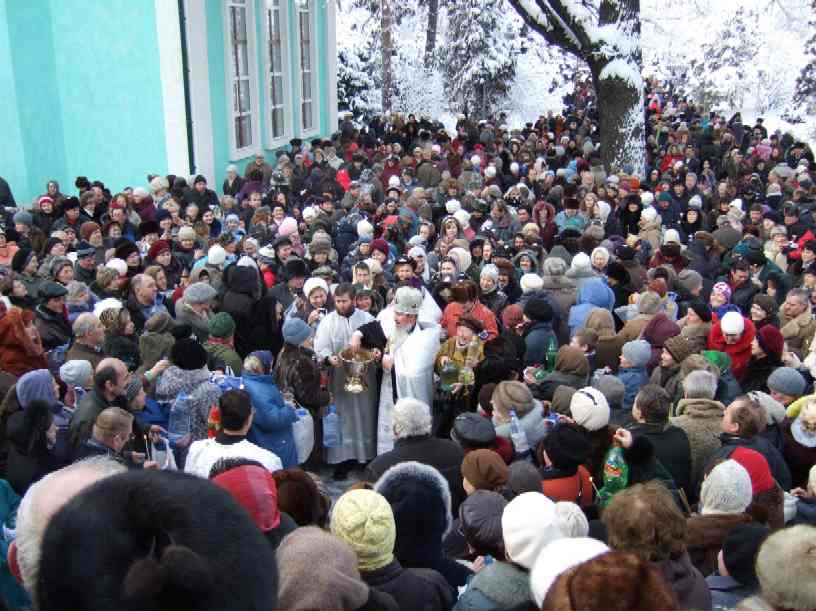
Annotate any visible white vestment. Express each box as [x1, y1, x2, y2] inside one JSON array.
[[375, 307, 440, 455], [314, 308, 377, 463]]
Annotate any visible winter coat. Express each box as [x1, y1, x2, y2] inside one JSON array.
[[707, 317, 755, 382], [706, 574, 756, 610], [494, 401, 549, 449], [540, 464, 594, 506], [372, 461, 471, 590], [781, 418, 816, 489], [205, 341, 242, 375], [68, 388, 118, 456], [618, 366, 649, 410], [671, 397, 726, 488], [523, 321, 557, 367], [686, 513, 753, 577], [710, 433, 792, 491], [539, 274, 577, 343], [362, 560, 454, 611], [641, 313, 681, 372], [0, 308, 48, 378], [104, 333, 140, 372], [174, 297, 211, 343], [536, 349, 589, 402], [656, 552, 712, 611], [453, 561, 530, 611], [679, 322, 711, 355], [242, 372, 298, 469], [638, 217, 662, 252], [34, 305, 72, 351], [593, 331, 623, 373], [650, 363, 684, 406], [567, 278, 614, 337], [365, 436, 466, 514], [627, 421, 692, 499], [155, 366, 222, 442], [615, 313, 654, 344], [779, 309, 816, 359], [740, 356, 784, 395], [64, 342, 104, 371], [5, 410, 57, 495], [275, 345, 330, 412]]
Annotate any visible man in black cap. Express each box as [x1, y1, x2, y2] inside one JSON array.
[[269, 257, 307, 310], [72, 241, 98, 284], [34, 281, 72, 350]]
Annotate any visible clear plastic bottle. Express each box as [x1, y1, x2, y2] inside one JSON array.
[[168, 391, 191, 440], [509, 409, 530, 457], [323, 404, 343, 447], [461, 337, 481, 386]]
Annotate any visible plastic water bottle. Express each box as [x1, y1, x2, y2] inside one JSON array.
[[509, 410, 530, 457], [323, 404, 343, 447], [546, 336, 558, 371], [296, 407, 310, 421], [168, 391, 192, 440]]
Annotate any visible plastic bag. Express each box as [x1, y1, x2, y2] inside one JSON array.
[[292, 408, 315, 465], [151, 437, 178, 471]]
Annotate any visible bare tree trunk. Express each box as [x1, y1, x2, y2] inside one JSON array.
[[424, 0, 439, 68], [381, 0, 394, 113]]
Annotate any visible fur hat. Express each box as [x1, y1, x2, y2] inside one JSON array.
[[721, 523, 770, 587], [113, 240, 139, 262], [543, 424, 591, 470], [331, 489, 395, 572], [530, 537, 610, 606], [177, 225, 197, 242], [621, 339, 651, 368], [720, 311, 745, 335], [393, 286, 422, 316], [303, 277, 328, 299], [374, 462, 453, 561], [767, 366, 806, 398], [700, 459, 753, 515], [480, 264, 499, 283], [147, 240, 171, 260], [11, 248, 34, 273], [641, 207, 658, 223], [491, 381, 534, 419], [566, 252, 593, 279], [524, 298, 553, 322], [663, 334, 694, 365], [184, 282, 217, 304], [501, 492, 566, 570], [569, 387, 610, 432], [460, 449, 508, 491], [170, 337, 208, 370], [542, 257, 568, 277], [663, 229, 681, 245], [754, 525, 816, 610]]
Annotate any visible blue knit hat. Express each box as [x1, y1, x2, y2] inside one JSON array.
[[283, 317, 312, 346]]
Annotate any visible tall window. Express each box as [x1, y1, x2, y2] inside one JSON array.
[[266, 0, 289, 143], [225, 0, 257, 156], [298, 1, 317, 133]]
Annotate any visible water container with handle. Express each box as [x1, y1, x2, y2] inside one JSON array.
[[323, 404, 343, 448], [168, 391, 192, 443], [509, 409, 530, 457]]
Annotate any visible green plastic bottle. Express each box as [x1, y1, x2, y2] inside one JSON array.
[[545, 336, 558, 371]]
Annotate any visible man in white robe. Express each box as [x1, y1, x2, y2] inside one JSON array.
[[355, 286, 440, 455], [314, 283, 377, 479]]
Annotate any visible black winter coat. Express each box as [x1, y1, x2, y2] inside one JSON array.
[[34, 305, 72, 350], [627, 421, 692, 500], [710, 434, 792, 491], [362, 560, 454, 611]]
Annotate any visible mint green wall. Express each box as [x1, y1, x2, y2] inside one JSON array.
[[2, 0, 66, 205], [1, 0, 167, 205], [0, 0, 30, 202]]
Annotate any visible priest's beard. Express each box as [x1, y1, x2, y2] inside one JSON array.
[[390, 325, 411, 352]]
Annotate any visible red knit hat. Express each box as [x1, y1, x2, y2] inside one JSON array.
[[212, 464, 281, 531], [756, 325, 784, 360], [730, 447, 775, 495], [147, 239, 171, 261], [371, 238, 390, 257]]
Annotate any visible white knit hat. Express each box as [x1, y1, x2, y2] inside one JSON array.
[[501, 492, 566, 570], [566, 252, 592, 278], [303, 277, 329, 299], [640, 192, 655, 205], [721, 311, 745, 336], [388, 175, 401, 189], [485, 166, 497, 178], [520, 273, 544, 293], [569, 387, 611, 432], [663, 229, 681, 245], [700, 459, 753, 515], [555, 502, 589, 538], [302, 206, 318, 222], [445, 199, 461, 215], [453, 209, 470, 227], [356, 219, 374, 238], [104, 258, 127, 277], [530, 538, 610, 606], [641, 206, 658, 222], [208, 245, 226, 267], [93, 297, 123, 318]]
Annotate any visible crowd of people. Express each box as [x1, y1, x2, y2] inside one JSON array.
[[0, 78, 814, 610]]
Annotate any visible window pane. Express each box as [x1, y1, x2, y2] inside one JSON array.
[[272, 76, 283, 105], [272, 108, 284, 138], [236, 115, 252, 148], [239, 79, 251, 112], [302, 102, 312, 130], [233, 81, 239, 113]]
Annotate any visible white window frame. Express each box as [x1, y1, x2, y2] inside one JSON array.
[[296, 0, 319, 137], [223, 0, 261, 160], [263, 0, 292, 148]]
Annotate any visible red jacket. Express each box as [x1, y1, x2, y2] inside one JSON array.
[[441, 302, 498, 341], [707, 317, 756, 381]]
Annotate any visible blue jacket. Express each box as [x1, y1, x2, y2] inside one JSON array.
[[617, 366, 649, 410], [523, 321, 557, 367], [568, 278, 615, 337], [242, 372, 299, 468]]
